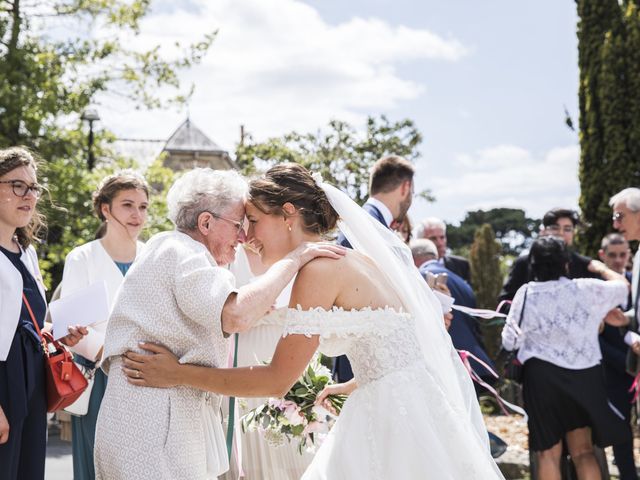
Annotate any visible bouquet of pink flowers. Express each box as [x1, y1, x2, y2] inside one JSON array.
[[241, 357, 347, 454]]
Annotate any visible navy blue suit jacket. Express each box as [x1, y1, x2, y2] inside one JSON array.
[[419, 261, 495, 378], [336, 202, 387, 248]]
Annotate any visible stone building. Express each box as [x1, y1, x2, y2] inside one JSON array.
[[162, 118, 235, 171]]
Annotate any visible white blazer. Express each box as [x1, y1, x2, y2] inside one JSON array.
[[0, 245, 47, 361], [61, 239, 144, 359]]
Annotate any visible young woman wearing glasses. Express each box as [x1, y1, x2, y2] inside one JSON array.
[[0, 147, 86, 480]]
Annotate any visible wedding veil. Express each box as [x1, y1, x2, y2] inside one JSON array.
[[318, 179, 493, 455]]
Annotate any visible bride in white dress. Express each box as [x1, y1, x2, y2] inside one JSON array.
[[123, 163, 504, 479]]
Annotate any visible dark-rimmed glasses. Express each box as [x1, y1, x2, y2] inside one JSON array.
[[206, 211, 244, 234], [545, 224, 574, 234], [0, 180, 43, 199], [612, 212, 625, 222]]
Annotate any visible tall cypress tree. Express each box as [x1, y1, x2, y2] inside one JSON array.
[[469, 224, 503, 358], [577, 0, 640, 254]]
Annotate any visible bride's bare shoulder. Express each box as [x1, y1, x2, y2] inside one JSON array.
[[297, 254, 350, 278], [297, 251, 370, 283], [291, 255, 349, 308]]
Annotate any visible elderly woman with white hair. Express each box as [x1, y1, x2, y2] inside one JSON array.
[[94, 168, 344, 480]]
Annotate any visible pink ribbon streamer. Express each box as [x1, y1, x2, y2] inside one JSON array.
[[629, 372, 640, 404], [457, 349, 527, 420], [495, 300, 511, 315]]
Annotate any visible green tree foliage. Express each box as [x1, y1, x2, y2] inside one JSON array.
[[446, 208, 539, 255], [37, 142, 176, 290], [469, 223, 503, 358], [0, 0, 215, 148], [236, 116, 431, 205], [0, 0, 206, 290], [469, 224, 503, 310], [576, 0, 640, 255], [38, 137, 136, 288]]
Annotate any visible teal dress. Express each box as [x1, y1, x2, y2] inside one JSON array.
[[71, 261, 132, 480]]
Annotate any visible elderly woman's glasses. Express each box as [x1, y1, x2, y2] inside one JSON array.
[[207, 211, 244, 233], [0, 180, 43, 199]]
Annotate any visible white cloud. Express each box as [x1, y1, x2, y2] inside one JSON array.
[[410, 144, 581, 223], [93, 0, 468, 150]]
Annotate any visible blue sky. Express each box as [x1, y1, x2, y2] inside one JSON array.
[[95, 0, 582, 224]]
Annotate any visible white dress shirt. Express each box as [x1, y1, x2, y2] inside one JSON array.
[[364, 197, 394, 227]]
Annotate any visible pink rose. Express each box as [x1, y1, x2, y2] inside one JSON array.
[[283, 402, 304, 426]]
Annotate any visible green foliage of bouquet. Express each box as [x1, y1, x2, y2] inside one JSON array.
[[241, 357, 347, 454]]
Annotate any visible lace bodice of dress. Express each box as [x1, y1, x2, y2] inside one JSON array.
[[283, 307, 423, 386]]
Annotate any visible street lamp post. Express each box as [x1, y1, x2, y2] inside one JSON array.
[[81, 109, 100, 170]]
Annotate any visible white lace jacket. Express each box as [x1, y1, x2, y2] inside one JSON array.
[[501, 277, 628, 369]]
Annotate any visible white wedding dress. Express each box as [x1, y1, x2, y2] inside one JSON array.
[[286, 177, 504, 479], [283, 306, 504, 480]]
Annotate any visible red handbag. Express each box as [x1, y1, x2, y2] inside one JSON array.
[[23, 293, 89, 412]]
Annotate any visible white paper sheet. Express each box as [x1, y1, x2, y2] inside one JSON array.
[[432, 290, 455, 314], [49, 281, 110, 360], [451, 304, 507, 319], [624, 331, 640, 347]]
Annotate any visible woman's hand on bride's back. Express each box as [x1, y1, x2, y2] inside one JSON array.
[[122, 342, 182, 388], [288, 242, 346, 267]]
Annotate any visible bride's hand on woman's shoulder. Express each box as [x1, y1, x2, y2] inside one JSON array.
[[289, 241, 346, 267], [122, 342, 182, 388]]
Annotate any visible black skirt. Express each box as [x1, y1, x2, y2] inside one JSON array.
[[523, 358, 631, 452]]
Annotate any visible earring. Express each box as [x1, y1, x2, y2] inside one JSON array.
[[287, 224, 292, 232]]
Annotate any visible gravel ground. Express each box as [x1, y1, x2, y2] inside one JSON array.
[[484, 414, 640, 480]]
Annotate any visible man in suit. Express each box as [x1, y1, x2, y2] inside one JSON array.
[[336, 155, 415, 248], [499, 208, 597, 302], [334, 154, 415, 381], [416, 217, 471, 283], [411, 239, 495, 387], [597, 233, 637, 480], [610, 188, 640, 329], [606, 189, 640, 480], [609, 188, 640, 363]]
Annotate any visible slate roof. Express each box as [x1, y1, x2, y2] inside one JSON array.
[[164, 118, 227, 154]]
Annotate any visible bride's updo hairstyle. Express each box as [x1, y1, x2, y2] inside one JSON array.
[[249, 163, 339, 235]]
